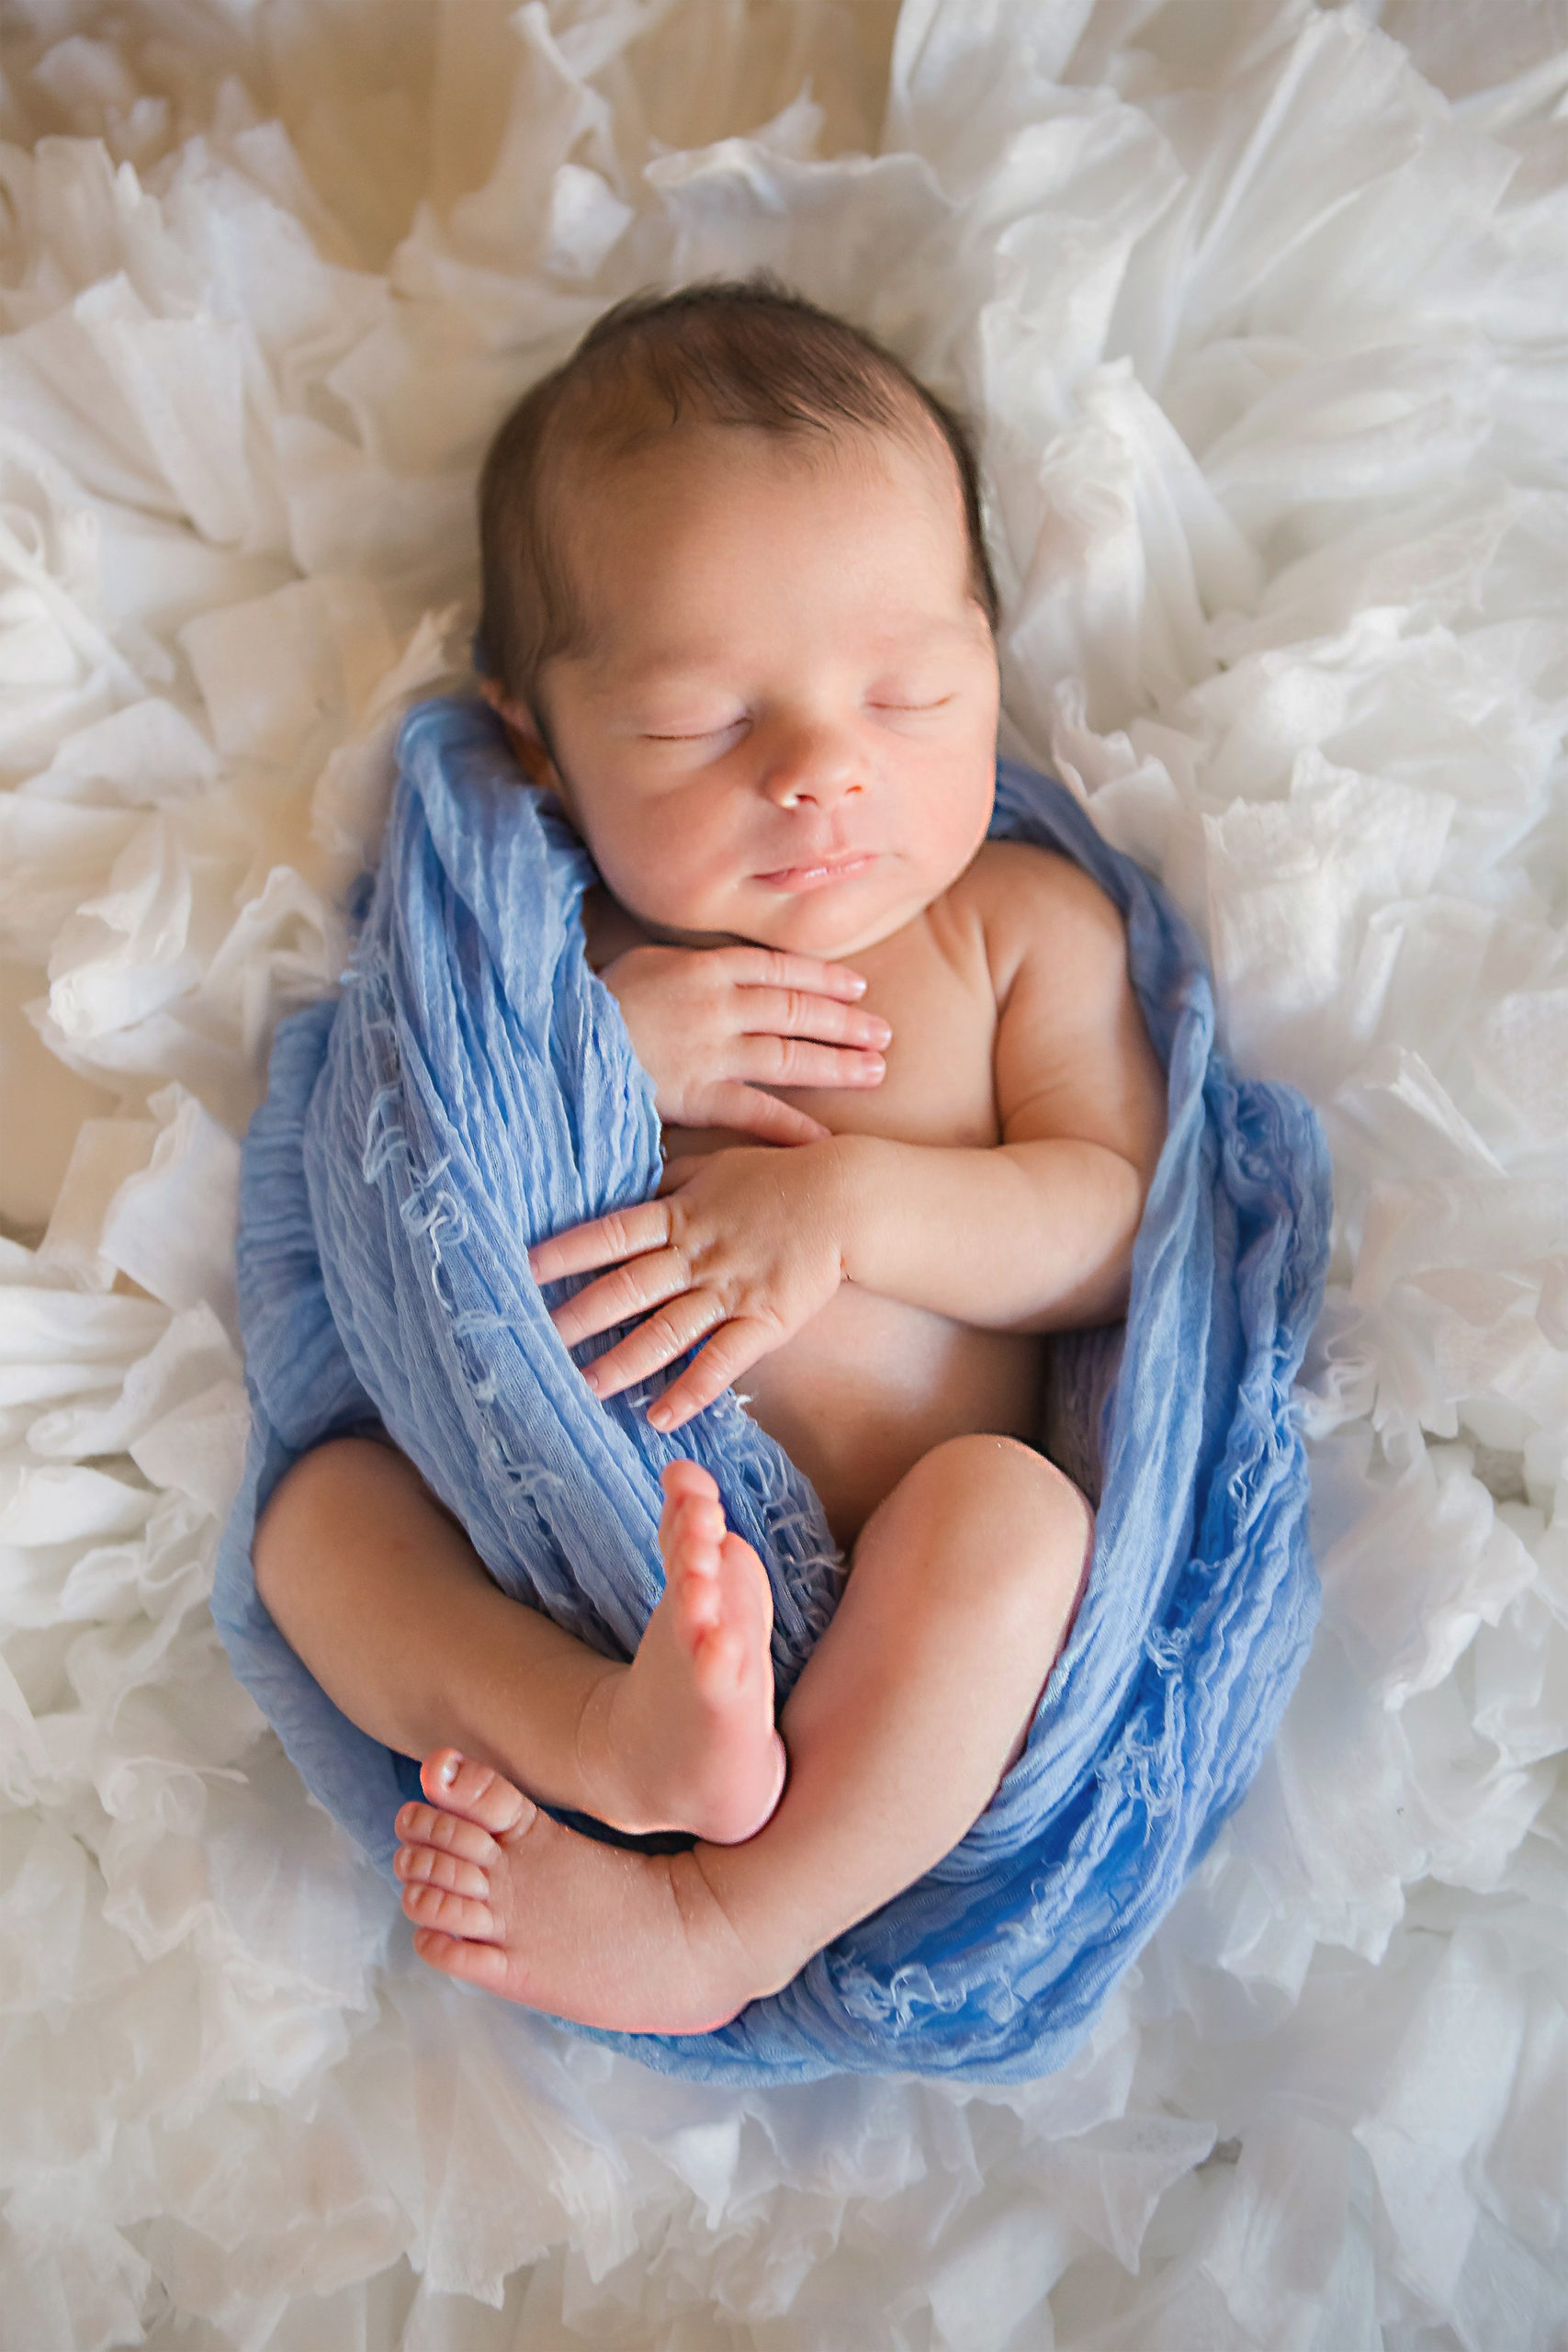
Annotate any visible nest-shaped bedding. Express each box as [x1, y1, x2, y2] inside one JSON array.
[[215, 693, 1330, 2083]]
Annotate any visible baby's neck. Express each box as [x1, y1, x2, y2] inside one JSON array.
[[578, 876, 945, 970], [578, 883, 645, 973]]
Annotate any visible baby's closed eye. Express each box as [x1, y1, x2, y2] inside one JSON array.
[[864, 673, 959, 716], [642, 716, 748, 741]]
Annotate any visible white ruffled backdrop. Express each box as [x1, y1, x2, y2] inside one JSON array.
[[2, 2, 1563, 2345]]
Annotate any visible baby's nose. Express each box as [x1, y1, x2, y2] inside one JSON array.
[[761, 716, 865, 809]]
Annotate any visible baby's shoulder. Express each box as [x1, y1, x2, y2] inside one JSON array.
[[955, 837, 1128, 992], [961, 835, 1099, 904]]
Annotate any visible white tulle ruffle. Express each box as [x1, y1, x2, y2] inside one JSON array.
[[1, 1, 1563, 2344]]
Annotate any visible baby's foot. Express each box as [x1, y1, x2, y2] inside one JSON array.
[[394, 1752, 768, 2033], [586, 1461, 784, 1845]]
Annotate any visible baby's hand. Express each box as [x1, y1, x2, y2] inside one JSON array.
[[599, 945, 889, 1146], [528, 1142, 849, 1430]]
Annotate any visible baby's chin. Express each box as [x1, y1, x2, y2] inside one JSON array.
[[656, 877, 947, 962], [742, 892, 940, 961]]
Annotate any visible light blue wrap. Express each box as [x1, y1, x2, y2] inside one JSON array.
[[213, 694, 1330, 2084]]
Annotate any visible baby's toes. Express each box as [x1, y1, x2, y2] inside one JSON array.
[[719, 1532, 773, 1640], [419, 1750, 537, 1844], [400, 1874, 497, 1940], [660, 1458, 721, 1510], [412, 1927, 511, 1989], [395, 1838, 490, 1900], [394, 1797, 498, 1865], [662, 1494, 724, 1570], [688, 1618, 745, 1701], [671, 1549, 722, 1642]]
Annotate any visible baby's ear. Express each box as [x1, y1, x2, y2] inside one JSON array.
[[477, 677, 557, 790]]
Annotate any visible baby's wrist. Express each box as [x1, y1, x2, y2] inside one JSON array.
[[818, 1131, 881, 1283]]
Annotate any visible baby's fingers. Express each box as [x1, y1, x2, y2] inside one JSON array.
[[549, 1244, 689, 1351], [528, 1200, 669, 1285], [698, 1082, 831, 1147], [738, 1035, 886, 1092], [648, 1320, 776, 1432], [740, 985, 891, 1052], [581, 1289, 730, 1400], [723, 950, 871, 1004]]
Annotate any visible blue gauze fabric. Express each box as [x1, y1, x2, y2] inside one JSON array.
[[213, 694, 1331, 2086]]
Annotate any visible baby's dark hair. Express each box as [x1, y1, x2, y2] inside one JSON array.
[[476, 275, 998, 712]]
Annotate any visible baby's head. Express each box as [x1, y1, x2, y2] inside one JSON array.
[[477, 278, 1001, 960]]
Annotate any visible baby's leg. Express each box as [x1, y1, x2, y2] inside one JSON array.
[[254, 1439, 784, 1847], [395, 1435, 1090, 2032]]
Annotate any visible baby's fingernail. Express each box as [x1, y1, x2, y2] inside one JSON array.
[[844, 972, 867, 994], [648, 1402, 672, 1430], [437, 1756, 459, 1787], [582, 1365, 603, 1395], [862, 1056, 886, 1080], [868, 1018, 892, 1045]]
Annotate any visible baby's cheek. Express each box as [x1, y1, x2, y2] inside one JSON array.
[[623, 820, 732, 929]]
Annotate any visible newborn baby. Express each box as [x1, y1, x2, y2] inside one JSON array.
[[254, 280, 1166, 2035]]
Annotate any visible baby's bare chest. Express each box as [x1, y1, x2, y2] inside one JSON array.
[[773, 906, 1001, 1148], [743, 913, 1032, 1546], [582, 879, 1006, 1153], [582, 880, 1032, 1544]]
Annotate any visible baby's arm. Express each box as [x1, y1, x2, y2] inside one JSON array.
[[533, 851, 1165, 1430], [835, 847, 1166, 1332]]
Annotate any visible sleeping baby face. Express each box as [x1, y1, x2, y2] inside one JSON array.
[[502, 419, 1001, 962]]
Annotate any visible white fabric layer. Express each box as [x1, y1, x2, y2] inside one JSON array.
[[0, 1, 1562, 2344]]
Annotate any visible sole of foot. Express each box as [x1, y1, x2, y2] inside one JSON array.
[[395, 1749, 757, 2034], [594, 1460, 785, 1845]]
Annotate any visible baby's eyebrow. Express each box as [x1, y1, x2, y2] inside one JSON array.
[[588, 616, 979, 690], [573, 649, 729, 693]]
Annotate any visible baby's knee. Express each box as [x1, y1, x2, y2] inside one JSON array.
[[901, 1434, 1093, 1589], [914, 1430, 1089, 1519]]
